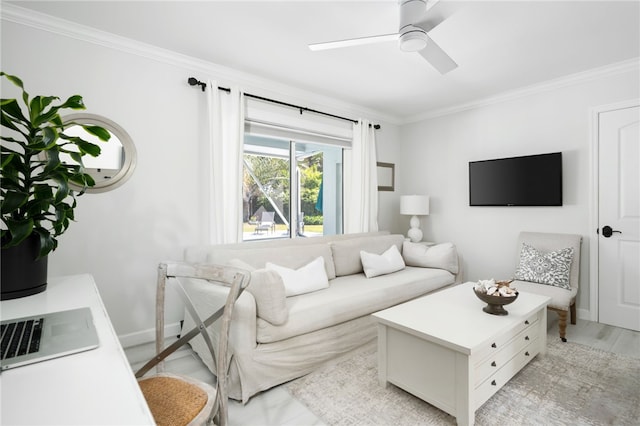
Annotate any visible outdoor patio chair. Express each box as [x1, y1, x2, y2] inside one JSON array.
[[254, 211, 275, 234]]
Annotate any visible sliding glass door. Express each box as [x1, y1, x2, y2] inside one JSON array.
[[243, 134, 343, 241]]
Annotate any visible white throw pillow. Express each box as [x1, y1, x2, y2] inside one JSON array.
[[330, 234, 405, 277], [266, 256, 329, 297], [402, 241, 459, 274], [360, 245, 406, 278]]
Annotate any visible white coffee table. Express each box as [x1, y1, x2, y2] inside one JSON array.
[[372, 282, 550, 426]]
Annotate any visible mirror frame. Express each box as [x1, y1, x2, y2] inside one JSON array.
[[62, 113, 137, 193]]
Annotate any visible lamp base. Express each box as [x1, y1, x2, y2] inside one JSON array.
[[407, 215, 423, 243]]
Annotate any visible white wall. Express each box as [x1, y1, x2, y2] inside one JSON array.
[[1, 17, 398, 343], [396, 68, 640, 318]]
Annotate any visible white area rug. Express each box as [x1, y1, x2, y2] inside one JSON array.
[[285, 337, 640, 425]]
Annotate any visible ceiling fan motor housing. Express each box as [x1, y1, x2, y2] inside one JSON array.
[[399, 0, 429, 52]]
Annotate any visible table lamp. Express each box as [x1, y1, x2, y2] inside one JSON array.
[[400, 195, 430, 242]]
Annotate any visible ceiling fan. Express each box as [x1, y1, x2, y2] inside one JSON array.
[[309, 0, 457, 75]]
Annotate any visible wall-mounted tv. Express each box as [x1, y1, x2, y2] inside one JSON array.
[[469, 152, 562, 206]]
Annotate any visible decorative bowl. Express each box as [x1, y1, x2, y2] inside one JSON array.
[[473, 288, 519, 316]]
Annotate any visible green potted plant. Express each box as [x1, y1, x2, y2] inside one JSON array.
[[1, 72, 110, 300]]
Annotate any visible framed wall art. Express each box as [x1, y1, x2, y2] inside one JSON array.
[[377, 162, 395, 191]]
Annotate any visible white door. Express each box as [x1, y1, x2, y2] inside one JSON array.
[[598, 104, 640, 331]]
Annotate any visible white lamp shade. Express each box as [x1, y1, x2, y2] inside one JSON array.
[[400, 195, 430, 216]]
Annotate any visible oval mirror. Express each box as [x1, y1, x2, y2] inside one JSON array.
[[61, 113, 137, 193]]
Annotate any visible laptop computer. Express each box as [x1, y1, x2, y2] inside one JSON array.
[[1, 307, 99, 371]]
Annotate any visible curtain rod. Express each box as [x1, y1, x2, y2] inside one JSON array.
[[188, 77, 381, 130]]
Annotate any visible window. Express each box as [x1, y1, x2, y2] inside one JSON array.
[[243, 134, 343, 241]]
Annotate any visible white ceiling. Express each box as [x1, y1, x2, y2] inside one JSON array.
[[8, 1, 640, 122]]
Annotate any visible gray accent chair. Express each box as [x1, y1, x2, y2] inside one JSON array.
[[512, 232, 582, 342]]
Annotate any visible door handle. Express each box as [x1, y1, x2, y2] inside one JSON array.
[[601, 226, 622, 238]]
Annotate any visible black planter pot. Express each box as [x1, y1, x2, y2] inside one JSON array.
[[1, 234, 48, 300]]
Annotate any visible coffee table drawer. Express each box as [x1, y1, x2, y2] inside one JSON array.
[[474, 339, 540, 410], [474, 311, 540, 362], [474, 325, 539, 385]]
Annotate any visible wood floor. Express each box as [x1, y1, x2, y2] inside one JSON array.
[[125, 318, 639, 426]]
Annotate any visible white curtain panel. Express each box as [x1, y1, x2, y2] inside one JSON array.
[[344, 119, 379, 233], [206, 80, 244, 244]]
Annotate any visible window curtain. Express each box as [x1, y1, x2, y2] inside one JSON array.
[[344, 119, 379, 233], [206, 80, 244, 244]]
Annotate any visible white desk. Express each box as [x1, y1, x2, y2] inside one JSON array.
[[1, 274, 155, 425]]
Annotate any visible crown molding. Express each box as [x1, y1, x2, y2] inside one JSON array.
[[1, 3, 400, 126], [4, 3, 636, 128], [403, 57, 640, 124]]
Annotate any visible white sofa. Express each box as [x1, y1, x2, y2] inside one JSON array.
[[182, 231, 460, 403]]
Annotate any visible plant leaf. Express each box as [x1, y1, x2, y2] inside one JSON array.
[[0, 190, 28, 214], [59, 95, 85, 110], [83, 125, 111, 141], [33, 228, 55, 257], [1, 72, 24, 89], [53, 176, 70, 203], [1, 98, 28, 125], [1, 152, 15, 169], [76, 139, 101, 157], [3, 218, 34, 247], [40, 126, 59, 148]]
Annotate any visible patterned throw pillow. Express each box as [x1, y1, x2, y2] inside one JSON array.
[[515, 243, 574, 290]]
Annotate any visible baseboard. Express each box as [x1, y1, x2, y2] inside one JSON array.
[[118, 321, 182, 349], [577, 308, 591, 322]]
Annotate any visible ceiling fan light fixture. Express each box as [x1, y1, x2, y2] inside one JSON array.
[[399, 29, 428, 52]]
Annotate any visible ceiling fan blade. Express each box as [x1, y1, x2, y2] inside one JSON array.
[[418, 33, 457, 74], [309, 33, 398, 51], [414, 11, 447, 33], [420, 0, 457, 30]]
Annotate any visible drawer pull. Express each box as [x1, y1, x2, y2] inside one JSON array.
[[525, 351, 530, 357], [525, 336, 530, 341], [491, 361, 497, 367], [525, 320, 530, 325], [491, 343, 497, 348], [491, 380, 497, 386]]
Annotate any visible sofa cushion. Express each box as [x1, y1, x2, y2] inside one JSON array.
[[514, 243, 573, 290], [330, 234, 405, 277], [266, 256, 330, 297], [402, 241, 459, 274], [361, 245, 405, 278], [226, 258, 288, 325], [256, 266, 454, 343], [208, 243, 336, 280]]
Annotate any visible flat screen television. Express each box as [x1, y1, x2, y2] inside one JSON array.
[[469, 152, 562, 206]]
